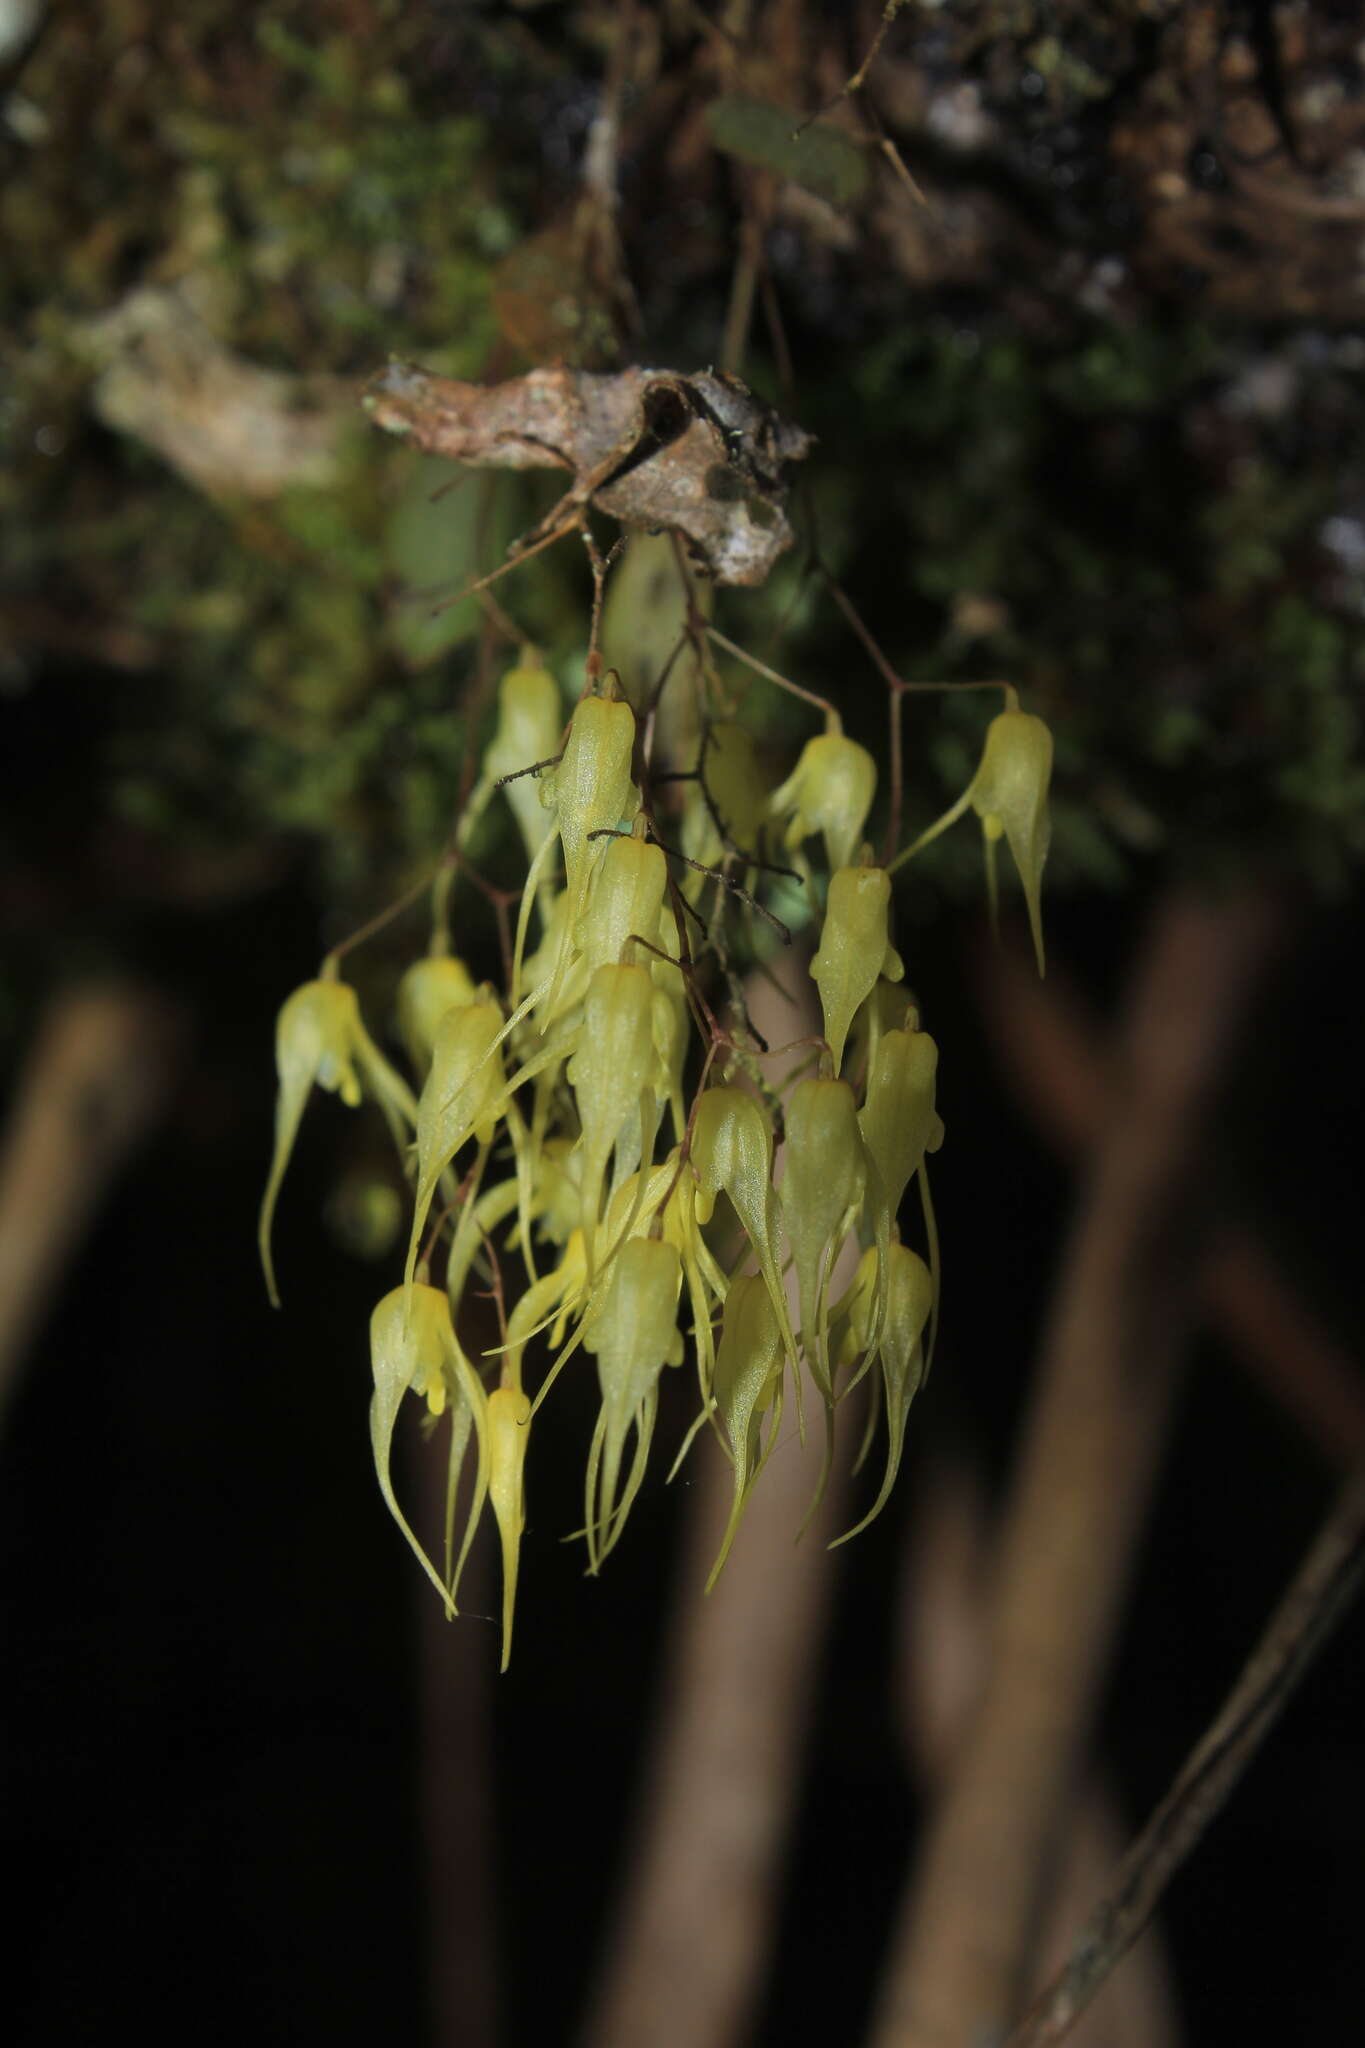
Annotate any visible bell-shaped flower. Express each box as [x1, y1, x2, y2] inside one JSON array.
[[848, 978, 918, 1091], [579, 828, 668, 976], [566, 962, 659, 1275], [533, 692, 639, 1016], [369, 1283, 489, 1618], [583, 1235, 683, 1570], [782, 1078, 867, 1400], [466, 653, 564, 869], [706, 1272, 786, 1589], [970, 706, 1052, 974], [859, 1024, 943, 1227], [810, 865, 904, 1076], [891, 696, 1052, 975], [690, 1086, 799, 1420], [830, 1243, 932, 1545], [486, 1383, 532, 1671], [858, 1022, 944, 1367], [768, 723, 877, 874], [259, 973, 417, 1307], [396, 950, 476, 1078], [405, 997, 507, 1289], [596, 1148, 729, 1411]]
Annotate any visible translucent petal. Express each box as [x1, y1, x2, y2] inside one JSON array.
[[566, 963, 658, 1275], [482, 657, 563, 868], [706, 1272, 786, 1589], [832, 1244, 931, 1545], [969, 709, 1053, 975], [583, 1236, 683, 1567], [405, 999, 506, 1288], [782, 1078, 866, 1397], [580, 830, 668, 976], [396, 954, 477, 1077], [858, 1024, 943, 1227], [768, 728, 877, 874], [369, 1284, 488, 1617], [543, 695, 638, 1012], [690, 1087, 799, 1419], [486, 1385, 532, 1671], [810, 866, 903, 1076], [259, 978, 365, 1308]]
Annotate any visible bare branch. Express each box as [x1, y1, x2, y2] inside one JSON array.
[[1007, 1458, 1365, 2047], [364, 362, 813, 588]]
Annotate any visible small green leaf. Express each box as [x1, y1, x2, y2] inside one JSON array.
[[705, 96, 871, 210]]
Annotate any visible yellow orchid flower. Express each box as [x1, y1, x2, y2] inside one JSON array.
[[369, 1282, 488, 1617], [768, 722, 877, 874], [810, 865, 904, 1075], [891, 692, 1053, 974], [259, 970, 417, 1308]]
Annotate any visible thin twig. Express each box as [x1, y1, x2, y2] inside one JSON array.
[[794, 0, 911, 131], [1006, 1457, 1365, 2047], [704, 624, 838, 721]]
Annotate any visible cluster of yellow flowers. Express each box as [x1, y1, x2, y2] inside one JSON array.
[[259, 651, 1052, 1667]]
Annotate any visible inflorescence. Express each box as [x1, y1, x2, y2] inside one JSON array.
[[260, 643, 1052, 1667]]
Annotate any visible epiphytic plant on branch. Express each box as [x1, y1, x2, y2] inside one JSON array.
[[259, 363, 1055, 1667]]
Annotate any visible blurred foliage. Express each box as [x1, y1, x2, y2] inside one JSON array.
[[2, 0, 1363, 1022]]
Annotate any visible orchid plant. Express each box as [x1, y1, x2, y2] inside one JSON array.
[[260, 643, 1053, 1667]]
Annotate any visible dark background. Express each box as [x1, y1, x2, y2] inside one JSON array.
[[4, 4, 1365, 2044]]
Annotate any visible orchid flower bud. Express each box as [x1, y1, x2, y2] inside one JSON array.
[[810, 865, 904, 1076], [858, 1024, 943, 1228], [580, 828, 668, 975], [858, 1022, 944, 1370], [583, 1236, 683, 1569], [486, 1384, 532, 1671], [768, 724, 877, 874], [690, 1086, 799, 1417], [566, 962, 659, 1275], [969, 707, 1053, 976], [471, 655, 563, 868], [706, 1272, 786, 1589], [849, 979, 918, 1090], [396, 952, 476, 1078], [405, 997, 506, 1289], [540, 694, 639, 1013], [782, 1078, 867, 1398], [603, 1146, 728, 1408], [369, 1283, 488, 1618], [259, 973, 417, 1308], [891, 696, 1053, 975], [831, 1243, 932, 1546]]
